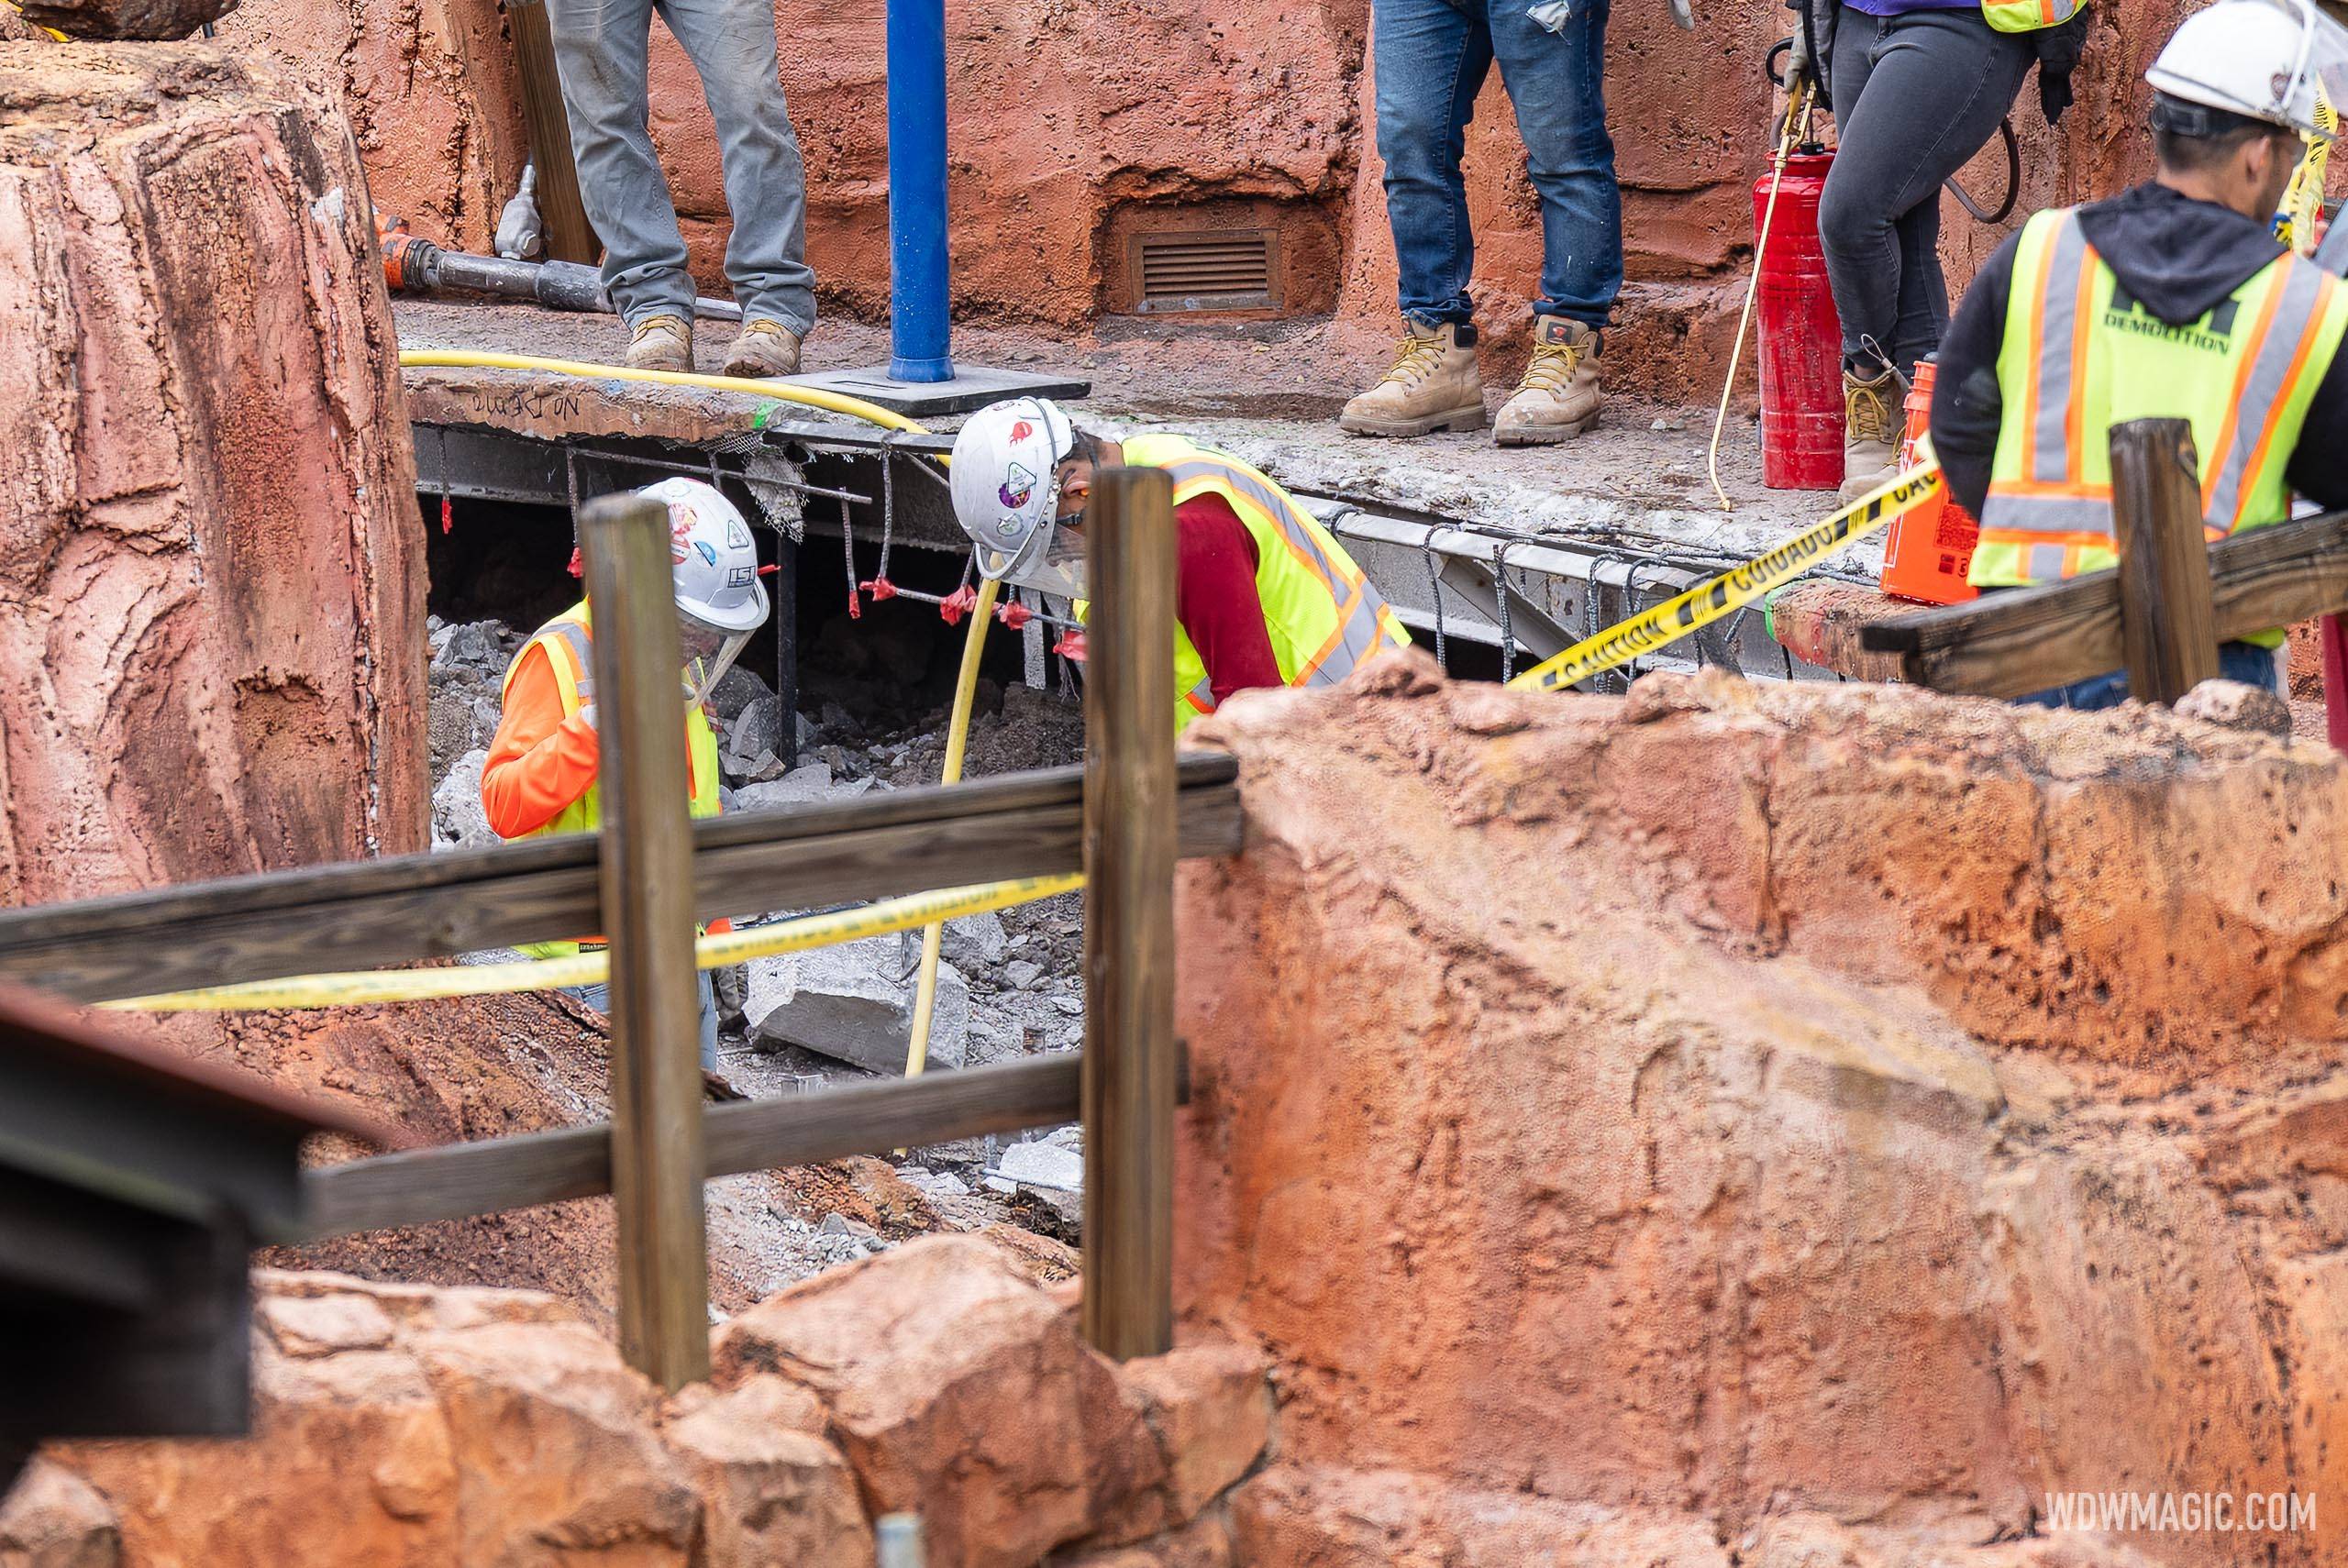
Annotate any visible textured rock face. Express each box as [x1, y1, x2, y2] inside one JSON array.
[[222, 0, 2187, 370], [0, 45, 425, 898], [1176, 654, 2348, 1564], [29, 1253, 1273, 1568]]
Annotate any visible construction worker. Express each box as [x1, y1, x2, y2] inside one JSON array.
[[547, 0, 813, 378], [947, 399, 1412, 732], [1335, 0, 1618, 446], [1931, 0, 2348, 709], [481, 477, 768, 1067]]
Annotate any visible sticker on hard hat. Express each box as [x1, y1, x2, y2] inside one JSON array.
[[1010, 420, 1035, 443], [694, 540, 718, 566], [728, 566, 755, 587], [999, 462, 1036, 509], [726, 520, 752, 548], [996, 515, 1022, 540]]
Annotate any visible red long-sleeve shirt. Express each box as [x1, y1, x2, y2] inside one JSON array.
[[1174, 492, 1282, 706]]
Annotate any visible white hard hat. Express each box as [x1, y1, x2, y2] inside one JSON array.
[[2148, 0, 2348, 140], [640, 476, 769, 635], [948, 398, 1086, 597]]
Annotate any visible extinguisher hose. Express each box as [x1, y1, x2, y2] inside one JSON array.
[[1944, 117, 2021, 226], [1707, 80, 1816, 514]]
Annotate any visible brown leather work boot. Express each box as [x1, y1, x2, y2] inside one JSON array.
[[1840, 362, 1905, 503], [1338, 320, 1486, 437], [722, 319, 803, 379], [626, 314, 693, 372], [1495, 315, 1601, 445]]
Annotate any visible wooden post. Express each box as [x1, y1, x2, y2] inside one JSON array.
[[576, 492, 709, 1389], [506, 0, 602, 266], [2110, 416, 2221, 705], [1080, 467, 1179, 1361]]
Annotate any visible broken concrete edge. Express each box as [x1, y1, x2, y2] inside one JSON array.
[[10, 1239, 1274, 1568]]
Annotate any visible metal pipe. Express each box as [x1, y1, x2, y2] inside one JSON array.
[[885, 0, 954, 382]]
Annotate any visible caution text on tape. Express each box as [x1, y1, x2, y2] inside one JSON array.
[[1506, 464, 1944, 694]]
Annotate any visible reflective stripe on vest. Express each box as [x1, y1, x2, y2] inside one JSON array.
[[1120, 435, 1409, 732], [1981, 0, 2084, 31], [499, 602, 722, 957], [1975, 208, 2348, 589]]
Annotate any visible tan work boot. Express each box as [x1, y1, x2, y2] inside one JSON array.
[[1840, 362, 1905, 502], [626, 314, 692, 372], [722, 319, 803, 379], [1338, 320, 1486, 437], [1495, 315, 1601, 445]]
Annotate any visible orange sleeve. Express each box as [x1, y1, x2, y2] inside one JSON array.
[[481, 642, 604, 840]]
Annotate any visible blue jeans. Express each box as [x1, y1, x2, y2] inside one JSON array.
[[2018, 641, 2286, 712], [1371, 0, 1622, 328], [566, 968, 720, 1071], [547, 0, 816, 332]]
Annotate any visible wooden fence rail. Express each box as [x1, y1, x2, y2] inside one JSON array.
[[0, 755, 1241, 1004], [1862, 420, 2348, 697]]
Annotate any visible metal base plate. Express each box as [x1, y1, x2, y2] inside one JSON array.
[[780, 362, 1091, 418]]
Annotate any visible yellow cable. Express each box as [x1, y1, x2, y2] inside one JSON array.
[[1708, 81, 1816, 514], [0, 0, 69, 40], [103, 872, 1079, 1011], [903, 577, 1001, 1077], [394, 349, 932, 436]]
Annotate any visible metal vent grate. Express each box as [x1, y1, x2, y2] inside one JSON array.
[[1130, 229, 1279, 314]]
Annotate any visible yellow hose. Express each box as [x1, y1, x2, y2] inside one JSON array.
[[903, 576, 1000, 1077], [394, 349, 930, 436], [398, 348, 994, 1078]]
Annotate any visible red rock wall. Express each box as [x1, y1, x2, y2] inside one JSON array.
[[1174, 657, 2348, 1565], [0, 44, 426, 899], [232, 0, 2199, 381]]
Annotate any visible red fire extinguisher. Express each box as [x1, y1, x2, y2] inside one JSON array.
[[1754, 149, 1843, 491]]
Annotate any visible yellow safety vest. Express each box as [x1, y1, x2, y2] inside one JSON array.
[[1113, 433, 1412, 733], [1980, 0, 2084, 31], [499, 602, 723, 957], [1975, 208, 2348, 624]]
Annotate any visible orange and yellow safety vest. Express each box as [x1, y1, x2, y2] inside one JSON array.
[[1116, 434, 1412, 734], [1975, 206, 2348, 607]]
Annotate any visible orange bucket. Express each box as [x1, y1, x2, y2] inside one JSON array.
[[1877, 357, 1978, 605]]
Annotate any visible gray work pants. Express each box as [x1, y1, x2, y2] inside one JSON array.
[[546, 0, 816, 333], [567, 968, 720, 1071], [1822, 6, 2033, 379]]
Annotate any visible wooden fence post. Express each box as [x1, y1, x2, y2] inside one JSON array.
[[1080, 466, 1179, 1361], [2110, 416, 2220, 704], [505, 0, 601, 266], [577, 492, 709, 1390]]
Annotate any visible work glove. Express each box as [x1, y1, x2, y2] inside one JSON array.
[[1785, 19, 1812, 88]]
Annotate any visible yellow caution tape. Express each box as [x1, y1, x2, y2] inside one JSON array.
[[1505, 464, 1944, 694], [103, 874, 1082, 1012]]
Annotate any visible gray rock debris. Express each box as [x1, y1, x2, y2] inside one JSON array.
[[432, 747, 498, 851], [745, 933, 970, 1074], [736, 762, 871, 812]]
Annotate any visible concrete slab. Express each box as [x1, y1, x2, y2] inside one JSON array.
[[781, 362, 1091, 416]]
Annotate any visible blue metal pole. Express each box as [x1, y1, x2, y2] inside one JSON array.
[[886, 0, 953, 382]]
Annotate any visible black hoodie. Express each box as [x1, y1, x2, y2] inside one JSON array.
[[1931, 181, 2348, 518]]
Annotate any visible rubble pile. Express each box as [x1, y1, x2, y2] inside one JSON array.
[[11, 1244, 1272, 1568], [1171, 653, 2348, 1565]]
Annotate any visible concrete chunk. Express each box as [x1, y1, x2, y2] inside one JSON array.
[[747, 935, 969, 1073]]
